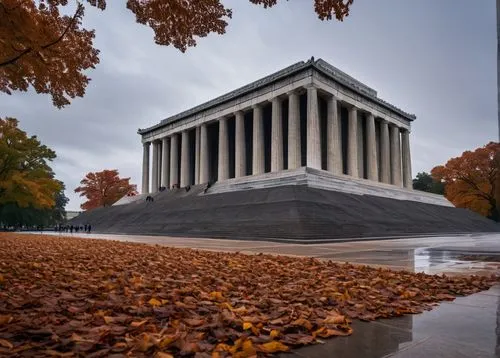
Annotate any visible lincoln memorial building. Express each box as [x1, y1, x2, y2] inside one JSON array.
[[138, 57, 414, 195]]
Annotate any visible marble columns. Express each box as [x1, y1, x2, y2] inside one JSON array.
[[199, 124, 209, 184], [307, 86, 321, 169], [347, 106, 359, 178], [401, 129, 412, 189], [180, 130, 190, 187], [218, 117, 229, 181], [252, 105, 265, 175], [161, 137, 170, 189], [288, 92, 301, 169], [380, 120, 391, 184], [271, 97, 283, 172], [170, 133, 179, 188], [366, 113, 378, 181], [141, 142, 150, 194], [327, 96, 342, 174], [151, 141, 160, 193], [142, 85, 412, 192], [235, 111, 246, 178], [390, 124, 402, 186]]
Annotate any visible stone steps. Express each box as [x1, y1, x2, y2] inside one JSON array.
[[70, 185, 499, 243]]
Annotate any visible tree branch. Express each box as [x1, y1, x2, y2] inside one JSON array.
[[0, 3, 84, 68]]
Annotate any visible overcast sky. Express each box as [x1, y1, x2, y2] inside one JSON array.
[[1, 0, 497, 211]]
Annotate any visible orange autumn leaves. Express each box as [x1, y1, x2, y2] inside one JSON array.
[[74, 169, 137, 210], [0, 233, 496, 357], [432, 142, 500, 221], [1, 0, 353, 108]]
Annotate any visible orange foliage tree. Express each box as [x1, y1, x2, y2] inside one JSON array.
[[0, 0, 353, 108], [431, 142, 500, 222], [74, 169, 137, 210]]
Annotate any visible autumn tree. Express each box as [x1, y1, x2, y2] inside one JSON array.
[[431, 142, 500, 222], [0, 117, 62, 212], [0, 0, 353, 108], [412, 172, 444, 195], [75, 169, 137, 210]]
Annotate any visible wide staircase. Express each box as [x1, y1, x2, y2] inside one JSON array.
[[71, 184, 499, 243]]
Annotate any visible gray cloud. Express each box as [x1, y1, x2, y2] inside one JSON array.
[[0, 0, 497, 210]]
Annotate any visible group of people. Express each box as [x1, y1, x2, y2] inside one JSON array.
[[55, 224, 92, 234]]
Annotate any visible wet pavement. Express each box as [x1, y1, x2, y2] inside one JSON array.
[[24, 231, 500, 357]]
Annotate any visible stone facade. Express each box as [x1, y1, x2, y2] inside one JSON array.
[[139, 57, 415, 194]]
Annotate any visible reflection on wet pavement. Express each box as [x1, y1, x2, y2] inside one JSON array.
[[22, 231, 500, 357], [284, 286, 500, 358]]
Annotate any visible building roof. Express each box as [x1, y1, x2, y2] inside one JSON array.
[[138, 57, 416, 135]]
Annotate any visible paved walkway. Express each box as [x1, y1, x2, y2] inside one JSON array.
[[26, 231, 500, 357]]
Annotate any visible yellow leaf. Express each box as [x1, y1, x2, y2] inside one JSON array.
[[159, 335, 178, 349], [243, 322, 253, 330], [258, 341, 289, 353], [270, 329, 280, 338], [209, 291, 224, 301], [130, 320, 148, 328], [323, 314, 346, 325], [103, 316, 114, 324], [214, 343, 232, 352], [242, 339, 257, 355], [291, 318, 313, 330], [148, 298, 162, 307], [212, 352, 221, 358], [0, 338, 13, 349], [155, 352, 174, 358]]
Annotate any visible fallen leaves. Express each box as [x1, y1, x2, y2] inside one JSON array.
[[0, 233, 497, 357]]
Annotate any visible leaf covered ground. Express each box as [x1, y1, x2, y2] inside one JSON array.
[[0, 233, 497, 357]]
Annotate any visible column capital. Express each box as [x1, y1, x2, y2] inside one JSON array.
[[267, 96, 283, 104], [251, 103, 261, 110], [143, 141, 151, 147]]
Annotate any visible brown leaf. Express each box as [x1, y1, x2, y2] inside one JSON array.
[[0, 339, 13, 349], [0, 315, 13, 326]]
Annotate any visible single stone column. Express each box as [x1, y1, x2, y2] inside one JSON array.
[[170, 133, 179, 188], [366, 113, 378, 181], [252, 105, 265, 175], [199, 124, 209, 184], [194, 126, 200, 184], [307, 86, 321, 169], [390, 124, 402, 186], [271, 97, 283, 172], [380, 120, 390, 183], [141, 142, 150, 194], [218, 117, 229, 181], [347, 106, 359, 177], [327, 95, 342, 174], [180, 130, 190, 187], [161, 137, 170, 188], [151, 141, 159, 193], [401, 129, 413, 189], [288, 91, 301, 169], [235, 111, 246, 177]]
